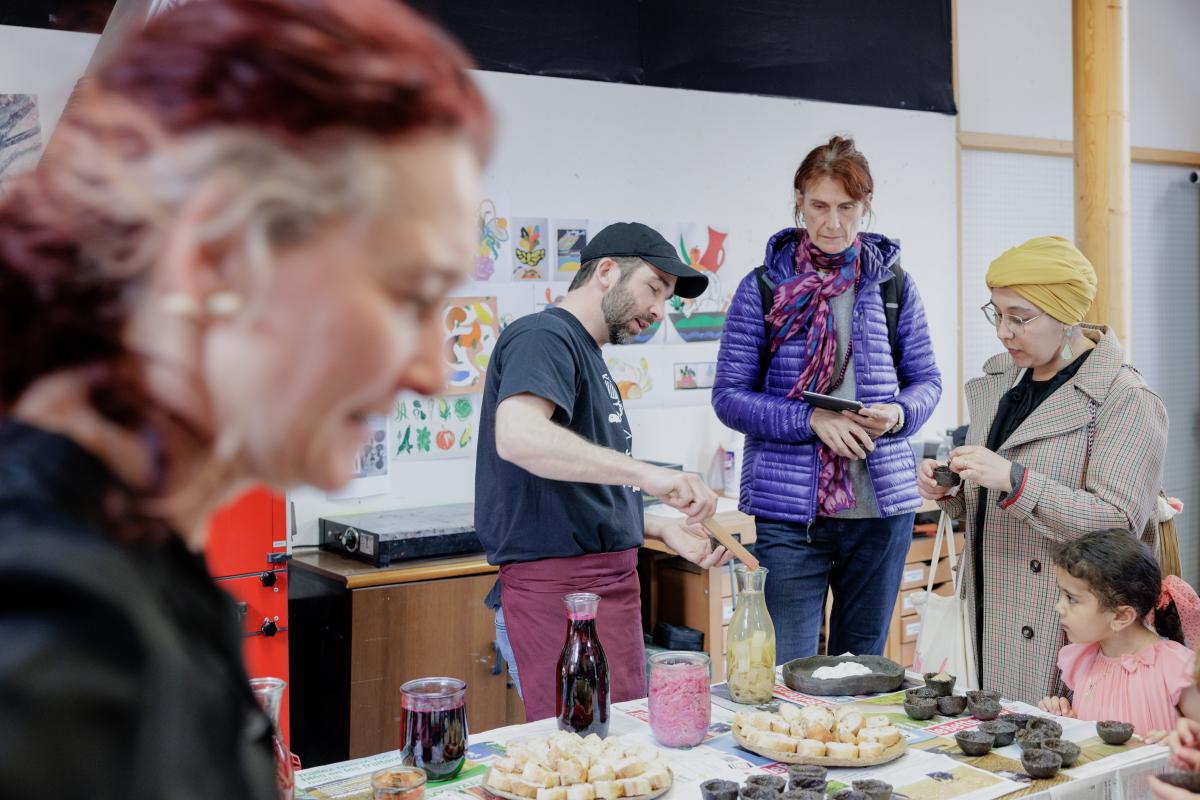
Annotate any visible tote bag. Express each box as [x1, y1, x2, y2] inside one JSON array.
[[910, 510, 979, 689]]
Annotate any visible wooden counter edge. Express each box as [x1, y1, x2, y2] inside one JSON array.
[[290, 549, 498, 589]]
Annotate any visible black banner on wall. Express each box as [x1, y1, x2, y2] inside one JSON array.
[[413, 0, 955, 115]]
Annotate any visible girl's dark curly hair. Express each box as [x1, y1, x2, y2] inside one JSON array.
[[1051, 528, 1185, 645]]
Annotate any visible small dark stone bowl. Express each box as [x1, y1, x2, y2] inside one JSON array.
[[1042, 739, 1081, 767], [1002, 713, 1035, 730], [1097, 720, 1134, 745], [955, 729, 995, 756], [1022, 748, 1063, 779], [1016, 728, 1051, 751], [937, 695, 968, 716], [906, 686, 939, 701], [905, 697, 939, 721], [1157, 771, 1200, 792], [933, 465, 961, 487], [701, 780, 741, 800], [739, 786, 777, 800], [790, 777, 827, 794], [923, 673, 956, 697], [851, 779, 893, 800], [979, 720, 1018, 747], [745, 775, 787, 794], [1027, 718, 1064, 739], [968, 698, 1002, 721], [787, 766, 827, 785], [966, 690, 1001, 705], [782, 792, 824, 800]]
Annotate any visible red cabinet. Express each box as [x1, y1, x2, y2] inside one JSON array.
[[205, 487, 290, 742]]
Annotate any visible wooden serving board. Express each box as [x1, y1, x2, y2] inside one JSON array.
[[732, 728, 907, 768]]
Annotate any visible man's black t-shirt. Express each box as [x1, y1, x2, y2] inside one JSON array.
[[474, 307, 643, 566]]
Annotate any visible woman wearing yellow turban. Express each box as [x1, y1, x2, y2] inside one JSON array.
[[917, 236, 1168, 705]]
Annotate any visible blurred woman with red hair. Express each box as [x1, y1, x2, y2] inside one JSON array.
[[0, 0, 490, 796]]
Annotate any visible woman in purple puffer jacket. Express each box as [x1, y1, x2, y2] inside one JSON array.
[[713, 136, 942, 662]]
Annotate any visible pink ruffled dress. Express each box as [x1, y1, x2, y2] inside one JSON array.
[[1058, 638, 1196, 735]]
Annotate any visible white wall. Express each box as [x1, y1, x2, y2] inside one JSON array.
[[290, 71, 958, 544], [0, 25, 99, 157], [957, 0, 1200, 150]]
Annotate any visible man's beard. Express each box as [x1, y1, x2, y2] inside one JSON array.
[[602, 279, 645, 344]]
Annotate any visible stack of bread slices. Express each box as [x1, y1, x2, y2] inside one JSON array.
[[733, 704, 903, 761], [485, 732, 671, 800]]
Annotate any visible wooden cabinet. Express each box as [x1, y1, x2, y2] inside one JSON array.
[[347, 573, 507, 757], [289, 551, 520, 767]]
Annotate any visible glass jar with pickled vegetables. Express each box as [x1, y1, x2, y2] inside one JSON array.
[[725, 565, 775, 704]]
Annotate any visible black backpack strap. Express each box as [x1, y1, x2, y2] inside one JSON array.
[[881, 261, 907, 368], [754, 265, 775, 390]]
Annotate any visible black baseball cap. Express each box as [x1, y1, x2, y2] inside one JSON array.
[[581, 222, 709, 299]]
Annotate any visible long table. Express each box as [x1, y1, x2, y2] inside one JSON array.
[[294, 672, 1169, 800]]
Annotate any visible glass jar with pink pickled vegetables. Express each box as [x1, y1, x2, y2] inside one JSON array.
[[647, 651, 711, 747]]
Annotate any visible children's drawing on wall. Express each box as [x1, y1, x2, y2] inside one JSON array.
[[0, 94, 42, 190], [474, 198, 510, 281], [531, 282, 565, 312], [554, 220, 588, 281], [605, 355, 655, 404], [673, 362, 717, 390], [443, 296, 499, 394], [392, 394, 479, 461], [666, 224, 732, 343], [327, 412, 390, 499], [511, 217, 548, 280]]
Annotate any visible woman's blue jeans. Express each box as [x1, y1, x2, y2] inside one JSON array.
[[754, 513, 914, 663]]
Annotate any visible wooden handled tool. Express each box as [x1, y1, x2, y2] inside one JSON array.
[[701, 517, 759, 571]]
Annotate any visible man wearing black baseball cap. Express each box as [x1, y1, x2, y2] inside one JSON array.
[[474, 222, 726, 722]]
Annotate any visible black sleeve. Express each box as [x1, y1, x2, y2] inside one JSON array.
[[494, 325, 580, 423], [0, 581, 143, 800]]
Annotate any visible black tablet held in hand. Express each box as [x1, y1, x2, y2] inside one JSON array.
[[800, 391, 864, 414]]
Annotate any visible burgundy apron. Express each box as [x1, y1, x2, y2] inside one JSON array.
[[499, 549, 645, 722]]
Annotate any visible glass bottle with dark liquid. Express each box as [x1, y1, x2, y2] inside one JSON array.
[[556, 592, 610, 737], [399, 677, 468, 781]]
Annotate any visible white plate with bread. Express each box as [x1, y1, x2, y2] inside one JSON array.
[[732, 704, 907, 767], [483, 731, 672, 800]]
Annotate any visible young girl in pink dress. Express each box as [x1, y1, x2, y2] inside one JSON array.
[[1039, 528, 1200, 736]]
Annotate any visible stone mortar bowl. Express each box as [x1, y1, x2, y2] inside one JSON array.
[[851, 779, 893, 800], [923, 672, 956, 697], [1042, 739, 1081, 767], [979, 720, 1018, 747], [955, 729, 995, 756], [904, 697, 938, 721], [968, 698, 1002, 721], [937, 695, 968, 716], [1022, 748, 1063, 779], [1097, 720, 1134, 745]]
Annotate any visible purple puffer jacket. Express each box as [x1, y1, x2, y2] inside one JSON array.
[[712, 229, 942, 523]]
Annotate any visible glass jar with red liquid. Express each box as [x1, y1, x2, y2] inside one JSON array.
[[399, 677, 468, 781], [556, 592, 610, 737], [249, 677, 295, 800]]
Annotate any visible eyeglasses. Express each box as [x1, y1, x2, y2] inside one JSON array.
[[981, 302, 1047, 332]]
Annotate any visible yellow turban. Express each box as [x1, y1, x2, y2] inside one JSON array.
[[985, 236, 1098, 325]]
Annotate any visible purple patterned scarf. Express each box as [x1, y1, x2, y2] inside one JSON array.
[[765, 231, 861, 515]]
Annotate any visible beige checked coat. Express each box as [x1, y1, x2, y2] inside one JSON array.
[[939, 325, 1168, 704]]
